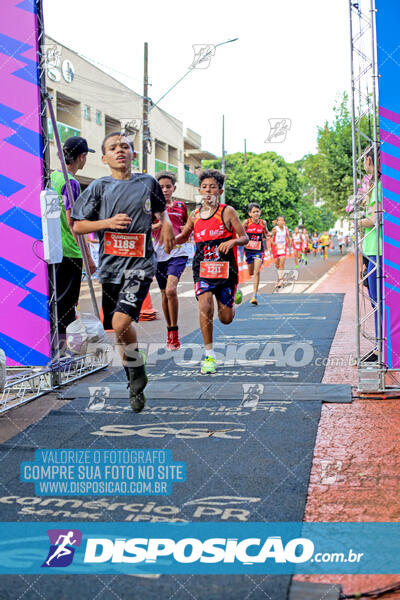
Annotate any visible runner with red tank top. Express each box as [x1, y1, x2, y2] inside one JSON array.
[[153, 171, 188, 351], [176, 169, 249, 374], [271, 216, 291, 289], [243, 203, 269, 305]]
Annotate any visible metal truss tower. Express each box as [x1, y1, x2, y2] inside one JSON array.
[[349, 0, 385, 392]]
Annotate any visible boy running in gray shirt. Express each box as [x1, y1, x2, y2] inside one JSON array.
[[72, 132, 175, 412]]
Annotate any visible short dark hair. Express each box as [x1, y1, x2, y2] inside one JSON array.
[[247, 203, 261, 214], [156, 171, 176, 185], [63, 150, 76, 166], [198, 168, 225, 189], [101, 131, 134, 155]]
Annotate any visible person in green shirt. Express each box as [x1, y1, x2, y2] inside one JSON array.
[[50, 137, 96, 339], [360, 146, 382, 361]]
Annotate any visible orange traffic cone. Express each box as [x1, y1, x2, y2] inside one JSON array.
[[139, 292, 159, 321], [238, 254, 251, 283], [263, 250, 273, 267]]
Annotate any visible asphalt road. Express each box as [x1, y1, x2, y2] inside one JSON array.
[[78, 245, 348, 346], [0, 244, 348, 443]]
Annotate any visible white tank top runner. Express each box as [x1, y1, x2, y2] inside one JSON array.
[[293, 233, 301, 244], [275, 226, 287, 245]]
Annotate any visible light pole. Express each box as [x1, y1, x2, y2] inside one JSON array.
[[142, 42, 149, 173], [141, 38, 239, 172]]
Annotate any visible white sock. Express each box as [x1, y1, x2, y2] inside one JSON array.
[[205, 348, 216, 359]]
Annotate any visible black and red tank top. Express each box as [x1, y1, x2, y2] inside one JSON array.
[[245, 219, 264, 252], [192, 203, 238, 283]]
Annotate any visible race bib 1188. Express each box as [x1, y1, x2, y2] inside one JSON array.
[[104, 232, 146, 257]]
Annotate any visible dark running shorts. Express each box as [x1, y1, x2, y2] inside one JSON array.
[[155, 256, 188, 290], [102, 270, 153, 329], [194, 279, 238, 308], [244, 250, 264, 264]]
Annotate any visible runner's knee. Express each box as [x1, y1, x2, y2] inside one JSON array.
[[112, 312, 133, 336], [165, 286, 178, 300], [218, 308, 234, 324]]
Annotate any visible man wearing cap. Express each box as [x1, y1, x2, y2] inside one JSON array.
[[50, 136, 97, 343]]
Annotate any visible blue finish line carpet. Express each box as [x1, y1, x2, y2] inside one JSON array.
[[0, 294, 345, 599], [110, 292, 345, 384]]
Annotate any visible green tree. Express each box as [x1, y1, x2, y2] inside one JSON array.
[[203, 151, 304, 227], [202, 150, 335, 231]]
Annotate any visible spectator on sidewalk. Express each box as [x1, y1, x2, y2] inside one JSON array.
[[360, 146, 382, 361], [50, 136, 97, 343]]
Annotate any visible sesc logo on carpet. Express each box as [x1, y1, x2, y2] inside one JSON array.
[[42, 529, 82, 567]]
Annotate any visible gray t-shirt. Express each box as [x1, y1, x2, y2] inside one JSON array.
[[72, 173, 165, 283]]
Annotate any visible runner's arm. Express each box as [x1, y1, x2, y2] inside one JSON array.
[[263, 220, 269, 237], [72, 181, 132, 234], [218, 207, 249, 254], [154, 210, 175, 254], [182, 202, 189, 225], [175, 212, 194, 244], [73, 214, 132, 234], [360, 206, 376, 228]]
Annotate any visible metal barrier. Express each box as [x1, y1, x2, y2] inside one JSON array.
[[0, 348, 110, 414]]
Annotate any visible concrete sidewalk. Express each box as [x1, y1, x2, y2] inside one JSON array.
[[296, 253, 400, 598]]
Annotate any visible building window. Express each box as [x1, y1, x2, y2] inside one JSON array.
[[96, 110, 102, 125], [83, 105, 91, 120], [105, 115, 120, 135]]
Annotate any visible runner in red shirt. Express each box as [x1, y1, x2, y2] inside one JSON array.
[[243, 203, 269, 305], [153, 171, 188, 351], [176, 169, 249, 374]]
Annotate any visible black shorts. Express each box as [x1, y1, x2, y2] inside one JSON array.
[[102, 270, 152, 329]]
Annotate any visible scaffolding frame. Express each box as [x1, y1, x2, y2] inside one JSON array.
[[1, 350, 110, 414], [350, 0, 400, 394], [0, 0, 110, 414]]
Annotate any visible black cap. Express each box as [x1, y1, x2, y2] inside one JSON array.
[[63, 136, 95, 160]]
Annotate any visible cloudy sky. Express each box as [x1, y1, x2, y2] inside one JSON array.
[[43, 0, 351, 163]]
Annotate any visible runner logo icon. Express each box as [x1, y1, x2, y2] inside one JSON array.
[[241, 383, 264, 408], [87, 387, 110, 411], [42, 529, 82, 568]]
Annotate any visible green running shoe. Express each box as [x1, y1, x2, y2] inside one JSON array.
[[234, 289, 243, 305], [201, 356, 217, 374]]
